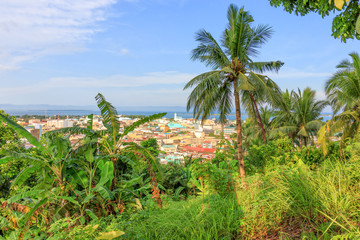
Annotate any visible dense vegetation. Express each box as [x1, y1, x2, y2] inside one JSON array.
[[269, 0, 360, 42], [0, 3, 360, 240]]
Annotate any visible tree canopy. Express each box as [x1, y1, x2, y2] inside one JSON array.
[[269, 0, 360, 42]]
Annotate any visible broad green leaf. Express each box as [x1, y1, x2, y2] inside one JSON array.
[[85, 148, 95, 163], [87, 114, 94, 130], [93, 185, 113, 200], [356, 15, 360, 34], [8, 189, 45, 203], [69, 169, 89, 189], [82, 193, 95, 205], [122, 112, 166, 137], [95, 93, 120, 140], [97, 160, 114, 189], [12, 165, 40, 186]]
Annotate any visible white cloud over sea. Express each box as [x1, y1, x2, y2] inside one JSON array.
[[0, 0, 116, 71], [0, 71, 194, 105]]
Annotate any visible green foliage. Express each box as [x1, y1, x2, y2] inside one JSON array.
[[0, 110, 23, 153], [245, 135, 296, 174], [140, 138, 160, 157], [119, 196, 241, 240], [269, 0, 360, 42], [272, 87, 327, 146], [319, 52, 360, 154], [190, 158, 235, 197]]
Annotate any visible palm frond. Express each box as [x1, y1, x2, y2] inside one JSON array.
[[248, 61, 284, 73], [191, 29, 230, 69]]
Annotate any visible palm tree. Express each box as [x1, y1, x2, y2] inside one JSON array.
[[318, 52, 360, 154], [241, 75, 283, 144], [243, 106, 275, 147], [273, 88, 327, 146], [184, 4, 283, 178]]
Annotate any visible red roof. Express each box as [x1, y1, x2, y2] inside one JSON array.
[[182, 146, 216, 153]]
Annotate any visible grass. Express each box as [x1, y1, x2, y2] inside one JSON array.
[[9, 156, 360, 239], [117, 158, 360, 239], [121, 195, 242, 239]]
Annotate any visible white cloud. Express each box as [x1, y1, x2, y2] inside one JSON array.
[[0, 0, 116, 71], [120, 48, 129, 55], [48, 71, 195, 88], [0, 71, 195, 105]]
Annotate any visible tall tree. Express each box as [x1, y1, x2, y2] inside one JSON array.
[[184, 4, 283, 178], [319, 52, 360, 154], [273, 88, 327, 146], [241, 74, 283, 144], [269, 0, 360, 42]]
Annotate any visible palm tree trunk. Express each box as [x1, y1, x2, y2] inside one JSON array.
[[233, 79, 246, 179], [249, 93, 267, 144]]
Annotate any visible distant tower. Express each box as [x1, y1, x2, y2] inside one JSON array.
[[174, 113, 177, 121]]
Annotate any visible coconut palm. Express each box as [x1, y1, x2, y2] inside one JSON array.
[[184, 4, 283, 178], [241, 75, 283, 144], [243, 106, 275, 147], [273, 88, 327, 146], [319, 52, 360, 154]]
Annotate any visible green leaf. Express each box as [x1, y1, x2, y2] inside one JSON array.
[[0, 156, 12, 164], [8, 189, 45, 203], [122, 112, 166, 137], [82, 193, 95, 205], [12, 165, 40, 186], [96, 231, 125, 239], [69, 169, 89, 189], [85, 209, 99, 221], [97, 160, 114, 189], [237, 72, 255, 91], [95, 93, 120, 140], [356, 15, 360, 34], [0, 112, 45, 152], [87, 114, 94, 130], [19, 198, 48, 227], [85, 148, 95, 163], [54, 196, 80, 206], [93, 185, 113, 200]]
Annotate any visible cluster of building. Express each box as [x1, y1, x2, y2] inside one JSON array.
[[17, 113, 237, 164]]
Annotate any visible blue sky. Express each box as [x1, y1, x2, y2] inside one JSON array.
[[0, 0, 358, 109]]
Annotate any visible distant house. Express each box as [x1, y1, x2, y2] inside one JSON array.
[[224, 127, 235, 134], [168, 123, 186, 129], [165, 155, 184, 164], [182, 145, 216, 154], [202, 141, 212, 148], [161, 144, 177, 153]]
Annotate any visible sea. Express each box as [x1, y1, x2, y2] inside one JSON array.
[[4, 109, 334, 122]]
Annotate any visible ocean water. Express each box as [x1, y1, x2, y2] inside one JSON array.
[[5, 109, 333, 122]]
